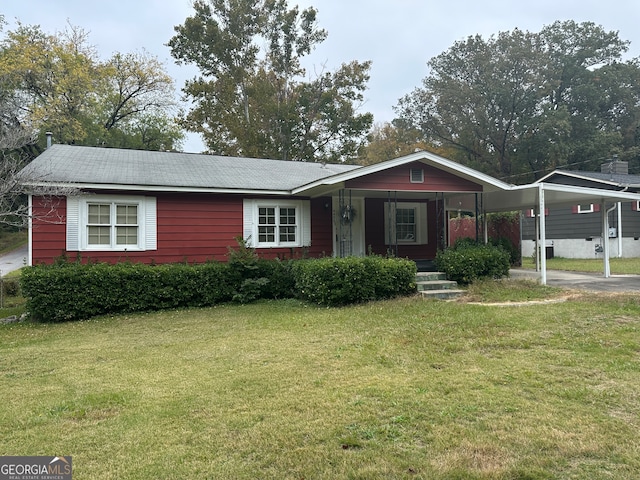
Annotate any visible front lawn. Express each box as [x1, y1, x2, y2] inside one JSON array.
[[1, 291, 639, 479], [522, 256, 640, 274]]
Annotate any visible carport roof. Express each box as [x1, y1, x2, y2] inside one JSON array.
[[451, 182, 640, 213]]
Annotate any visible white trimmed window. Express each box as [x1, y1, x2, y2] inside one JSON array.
[[384, 202, 428, 244], [243, 199, 311, 248], [577, 204, 594, 214], [67, 195, 157, 251]]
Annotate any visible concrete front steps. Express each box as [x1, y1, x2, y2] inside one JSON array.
[[416, 272, 465, 300]]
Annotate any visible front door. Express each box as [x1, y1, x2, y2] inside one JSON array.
[[333, 196, 365, 257]]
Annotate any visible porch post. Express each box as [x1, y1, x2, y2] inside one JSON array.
[[534, 205, 540, 272], [483, 213, 488, 245], [475, 193, 479, 242], [617, 202, 622, 258], [602, 202, 611, 278], [539, 184, 547, 285]]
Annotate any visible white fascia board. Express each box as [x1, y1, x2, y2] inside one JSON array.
[[538, 182, 640, 202], [536, 170, 621, 187], [22, 181, 293, 196]]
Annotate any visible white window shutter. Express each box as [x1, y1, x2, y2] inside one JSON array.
[[301, 200, 311, 246], [66, 196, 80, 251], [144, 197, 157, 250], [243, 199, 255, 246]]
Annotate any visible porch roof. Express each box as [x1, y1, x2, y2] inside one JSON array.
[[293, 150, 512, 197]]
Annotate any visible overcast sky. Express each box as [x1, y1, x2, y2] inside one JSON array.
[[3, 0, 640, 153]]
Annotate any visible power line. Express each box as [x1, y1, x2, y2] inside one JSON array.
[[499, 155, 624, 182]]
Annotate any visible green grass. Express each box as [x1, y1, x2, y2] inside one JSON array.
[[0, 229, 27, 255], [522, 256, 640, 274], [1, 288, 640, 479], [463, 278, 565, 303]]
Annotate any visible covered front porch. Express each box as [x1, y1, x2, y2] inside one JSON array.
[[296, 151, 640, 284], [329, 189, 478, 269]]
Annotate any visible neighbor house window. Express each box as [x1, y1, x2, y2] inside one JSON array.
[[577, 204, 594, 214], [384, 202, 428, 244], [67, 195, 157, 252], [244, 199, 311, 248]]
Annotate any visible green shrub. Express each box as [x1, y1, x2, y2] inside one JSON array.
[[1, 277, 20, 297], [293, 256, 416, 307], [435, 241, 510, 285], [21, 261, 241, 322], [490, 236, 521, 266], [21, 253, 417, 321]]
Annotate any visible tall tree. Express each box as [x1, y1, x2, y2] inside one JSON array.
[[358, 121, 433, 166], [169, 0, 373, 162], [395, 21, 636, 181], [0, 22, 183, 154]]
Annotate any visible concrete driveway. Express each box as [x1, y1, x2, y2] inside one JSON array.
[[0, 245, 28, 275], [510, 268, 640, 293]]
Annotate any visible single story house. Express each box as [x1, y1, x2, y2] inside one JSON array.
[[20, 144, 640, 283], [521, 159, 640, 259]]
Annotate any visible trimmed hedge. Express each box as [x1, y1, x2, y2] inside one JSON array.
[[21, 256, 417, 322], [293, 256, 417, 307], [435, 240, 510, 285], [21, 261, 238, 322]]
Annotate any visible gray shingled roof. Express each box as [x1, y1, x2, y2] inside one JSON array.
[[20, 145, 361, 192], [561, 170, 640, 186]]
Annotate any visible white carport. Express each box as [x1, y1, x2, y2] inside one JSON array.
[[449, 183, 640, 285]]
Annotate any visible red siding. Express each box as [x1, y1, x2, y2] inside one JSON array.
[[31, 193, 333, 265], [346, 161, 482, 192]]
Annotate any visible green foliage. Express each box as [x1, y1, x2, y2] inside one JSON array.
[[293, 256, 416, 307], [435, 240, 510, 285], [21, 254, 417, 321], [396, 20, 638, 180], [21, 261, 238, 322], [169, 0, 372, 163], [490, 236, 521, 266], [1, 276, 19, 297], [0, 23, 182, 154]]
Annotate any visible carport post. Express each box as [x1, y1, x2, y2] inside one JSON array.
[[602, 202, 611, 278], [539, 184, 547, 285]]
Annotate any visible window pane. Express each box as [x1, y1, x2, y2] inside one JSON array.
[[88, 226, 111, 245], [116, 226, 138, 245], [279, 207, 296, 225], [396, 208, 416, 241], [117, 205, 138, 225], [279, 225, 296, 242], [259, 207, 276, 225], [258, 226, 275, 243], [88, 204, 110, 224]]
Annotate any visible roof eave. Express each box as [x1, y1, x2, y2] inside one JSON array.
[[23, 181, 295, 196], [292, 150, 512, 195]]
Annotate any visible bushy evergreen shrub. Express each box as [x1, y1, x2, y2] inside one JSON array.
[[21, 252, 417, 321], [293, 256, 416, 307], [21, 261, 239, 322], [435, 240, 510, 285], [1, 277, 20, 297]]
